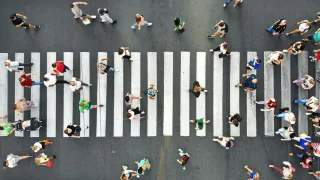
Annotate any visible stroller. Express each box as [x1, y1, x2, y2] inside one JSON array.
[[15, 118, 44, 131]]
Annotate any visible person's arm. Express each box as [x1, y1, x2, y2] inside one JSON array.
[[7, 128, 15, 136], [313, 49, 320, 53], [242, 74, 250, 77], [244, 165, 253, 173], [294, 144, 304, 150], [0, 115, 7, 119], [49, 84, 55, 87], [76, 2, 88, 5], [313, 124, 320, 129], [26, 72, 39, 76], [186, 153, 190, 157], [71, 135, 80, 138], [245, 89, 254, 92], [15, 13, 27, 19], [101, 57, 109, 61], [99, 71, 105, 75], [24, 85, 31, 88], [179, 21, 185, 29], [281, 138, 291, 141]]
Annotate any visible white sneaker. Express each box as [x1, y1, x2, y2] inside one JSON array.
[[114, 69, 120, 72], [141, 111, 145, 114], [283, 161, 291, 166], [213, 138, 218, 141], [239, 0, 243, 2], [306, 113, 312, 115], [131, 26, 136, 29], [275, 131, 280, 134], [137, 175, 140, 178], [229, 137, 234, 140], [223, 3, 226, 7], [283, 49, 288, 52], [90, 15, 96, 19], [190, 120, 194, 123], [210, 49, 213, 52], [147, 23, 152, 26], [206, 120, 211, 123], [178, 149, 183, 152]]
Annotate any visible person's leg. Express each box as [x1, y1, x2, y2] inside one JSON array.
[[213, 46, 221, 51], [294, 99, 308, 104], [132, 23, 138, 29], [255, 100, 266, 104], [287, 29, 300, 35], [224, 0, 233, 6], [56, 80, 69, 84], [190, 120, 196, 123], [212, 31, 220, 37], [266, 25, 275, 33], [18, 63, 33, 66], [32, 81, 44, 85], [293, 78, 305, 85], [19, 155, 32, 160], [294, 153, 303, 159], [81, 82, 92, 86], [131, 95, 141, 99], [272, 165, 283, 174], [143, 20, 152, 26]]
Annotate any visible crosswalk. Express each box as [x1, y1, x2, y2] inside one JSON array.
[[0, 51, 314, 138]]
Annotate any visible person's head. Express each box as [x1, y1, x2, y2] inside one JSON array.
[[12, 104, 17, 110], [70, 3, 75, 9], [79, 102, 86, 108], [51, 63, 57, 68], [299, 43, 306, 50], [10, 14, 16, 20], [120, 173, 128, 180], [306, 21, 312, 26], [35, 158, 41, 165], [270, 98, 276, 102], [280, 20, 287, 26], [137, 167, 144, 174], [306, 142, 312, 148], [174, 18, 180, 26], [222, 43, 228, 50], [226, 141, 233, 149], [118, 48, 124, 55], [64, 128, 71, 134], [232, 119, 239, 127], [0, 126, 3, 130], [43, 77, 49, 82], [278, 53, 284, 60], [252, 79, 258, 84], [149, 88, 154, 93], [98, 8, 108, 15], [136, 14, 142, 22], [309, 79, 315, 85], [289, 133, 296, 139], [307, 160, 313, 166], [4, 62, 9, 66], [69, 81, 75, 86], [197, 121, 203, 127], [3, 161, 7, 169], [126, 112, 132, 118], [255, 58, 261, 64], [124, 96, 130, 102], [218, 22, 225, 27], [97, 63, 103, 69]]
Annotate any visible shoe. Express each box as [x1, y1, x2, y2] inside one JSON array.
[[306, 113, 312, 115], [114, 69, 120, 72], [112, 20, 118, 24], [139, 97, 142, 99], [286, 33, 290, 36], [291, 99, 295, 103], [207, 35, 213, 39], [275, 131, 280, 134], [292, 80, 297, 83], [178, 149, 183, 152], [190, 120, 194, 123], [141, 111, 145, 114], [210, 49, 213, 52], [89, 84, 92, 86], [99, 105, 104, 107], [203, 90, 208, 92], [283, 161, 291, 166], [223, 3, 226, 7], [213, 138, 218, 141], [131, 26, 136, 29], [147, 23, 152, 26], [52, 155, 56, 159], [283, 49, 288, 52], [100, 21, 104, 23], [122, 165, 128, 170], [235, 84, 239, 87], [206, 120, 211, 123], [74, 16, 78, 18]]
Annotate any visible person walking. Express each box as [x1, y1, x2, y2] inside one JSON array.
[[31, 139, 53, 153], [176, 149, 190, 170], [255, 98, 277, 111], [246, 56, 262, 70], [19, 73, 43, 88], [266, 18, 287, 36], [208, 20, 228, 39], [4, 59, 33, 72], [293, 96, 319, 113], [35, 153, 56, 167], [283, 41, 305, 55], [126, 107, 145, 120], [190, 117, 210, 130], [0, 121, 16, 136], [174, 18, 185, 33], [43, 73, 69, 87], [227, 113, 242, 127], [276, 126, 296, 141], [97, 8, 117, 24], [125, 92, 142, 106], [118, 47, 132, 61], [244, 165, 260, 180], [97, 57, 119, 75], [235, 74, 258, 92], [189, 81, 207, 98], [309, 49, 320, 62], [210, 42, 230, 58], [302, 28, 320, 45], [266, 51, 284, 66], [269, 161, 295, 180], [79, 99, 103, 113], [145, 84, 159, 99], [10, 13, 40, 30], [131, 13, 152, 30], [120, 165, 137, 180], [13, 97, 38, 114], [135, 158, 151, 178], [275, 108, 296, 125], [223, 0, 243, 8], [69, 77, 92, 92], [213, 136, 234, 149], [293, 133, 312, 151], [70, 2, 96, 22], [52, 60, 71, 76], [293, 75, 315, 90], [286, 20, 312, 36], [3, 154, 33, 169], [64, 125, 87, 138], [289, 152, 314, 169]]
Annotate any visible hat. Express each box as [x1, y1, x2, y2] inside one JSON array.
[[98, 8, 108, 15]]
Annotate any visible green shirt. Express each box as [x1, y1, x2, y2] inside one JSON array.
[[79, 99, 91, 112], [1, 123, 13, 135], [197, 118, 204, 130], [175, 20, 183, 31], [314, 32, 320, 42]]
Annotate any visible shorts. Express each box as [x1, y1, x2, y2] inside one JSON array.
[[179, 152, 186, 157], [221, 138, 228, 147], [20, 22, 29, 28], [13, 157, 20, 163]]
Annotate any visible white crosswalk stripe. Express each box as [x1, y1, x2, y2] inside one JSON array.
[[0, 51, 314, 138]]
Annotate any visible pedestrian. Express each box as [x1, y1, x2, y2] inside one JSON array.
[[210, 42, 230, 58], [294, 133, 312, 151], [135, 158, 151, 178], [118, 47, 133, 61], [97, 57, 119, 75], [190, 117, 210, 130], [43, 73, 69, 87], [174, 18, 185, 33], [227, 113, 242, 127], [293, 75, 315, 90], [223, 0, 243, 8], [31, 139, 53, 153], [266, 18, 287, 36], [69, 77, 92, 92], [3, 154, 33, 169], [70, 2, 96, 22], [120, 166, 137, 180], [52, 60, 72, 76], [266, 51, 284, 65], [255, 98, 277, 111], [176, 149, 190, 170], [64, 125, 87, 138], [244, 165, 260, 180], [286, 20, 312, 36], [126, 107, 145, 120], [0, 121, 16, 136], [124, 92, 142, 106], [309, 49, 320, 62], [302, 28, 320, 45], [275, 108, 296, 125], [97, 8, 117, 24], [276, 126, 296, 141], [269, 161, 294, 180], [246, 56, 262, 70], [213, 136, 234, 149], [19, 73, 43, 88], [131, 13, 152, 30], [79, 99, 103, 113], [235, 74, 258, 92], [189, 81, 207, 98], [13, 97, 38, 114], [4, 59, 33, 72], [208, 20, 228, 39], [311, 142, 320, 157], [35, 153, 56, 167], [10, 13, 40, 30], [293, 96, 319, 113], [145, 84, 159, 99], [283, 41, 305, 55], [289, 152, 314, 169]]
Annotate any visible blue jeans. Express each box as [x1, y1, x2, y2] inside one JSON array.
[[267, 25, 283, 37], [132, 21, 148, 29], [225, 0, 233, 6], [294, 99, 308, 104], [295, 153, 303, 159], [32, 81, 44, 85]]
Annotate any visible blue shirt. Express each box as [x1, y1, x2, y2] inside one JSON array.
[[249, 57, 262, 69], [300, 137, 312, 150], [245, 74, 258, 89], [249, 172, 257, 179]]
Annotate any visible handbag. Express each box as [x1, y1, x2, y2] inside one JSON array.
[[46, 161, 53, 167], [82, 18, 91, 25]]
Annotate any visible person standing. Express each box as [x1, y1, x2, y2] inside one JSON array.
[[97, 57, 119, 75], [10, 13, 40, 30], [69, 77, 92, 92], [64, 125, 88, 138], [145, 84, 159, 99], [227, 113, 242, 127], [70, 2, 95, 21], [79, 99, 103, 113], [174, 18, 185, 33], [19, 73, 43, 88], [52, 60, 71, 76], [97, 8, 117, 24], [246, 56, 262, 70], [286, 20, 312, 36], [289, 152, 313, 169], [235, 74, 258, 92], [276, 126, 296, 141], [3, 154, 33, 169], [244, 165, 260, 180], [266, 51, 284, 66], [213, 136, 234, 149], [269, 161, 294, 180], [266, 19, 287, 36], [176, 149, 190, 170], [4, 59, 33, 72], [118, 47, 133, 61], [189, 81, 207, 98], [208, 20, 228, 39], [275, 109, 296, 125], [125, 92, 142, 106], [190, 117, 210, 130], [43, 73, 69, 87], [13, 97, 38, 114], [256, 98, 277, 111], [210, 42, 230, 58], [223, 0, 243, 7], [283, 41, 305, 55], [126, 107, 145, 120], [31, 139, 53, 153], [293, 75, 315, 90], [131, 13, 152, 30]]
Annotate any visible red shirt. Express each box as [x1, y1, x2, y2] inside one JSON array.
[[20, 74, 32, 87], [54, 61, 65, 73], [317, 52, 320, 61], [267, 100, 277, 109]]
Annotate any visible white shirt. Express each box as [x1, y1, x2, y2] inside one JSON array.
[[220, 43, 227, 54], [270, 52, 282, 61], [6, 154, 17, 168], [33, 142, 42, 152], [284, 112, 295, 124], [69, 77, 82, 91], [5, 60, 19, 72], [128, 110, 135, 120], [299, 20, 310, 32], [44, 73, 57, 87]]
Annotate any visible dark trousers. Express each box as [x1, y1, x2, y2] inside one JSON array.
[[63, 65, 70, 72], [18, 63, 32, 70], [81, 82, 89, 86], [56, 80, 69, 84]]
